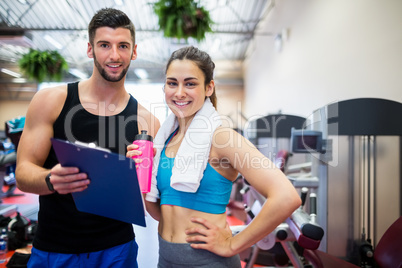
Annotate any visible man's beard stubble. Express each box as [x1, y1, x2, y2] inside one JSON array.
[[93, 53, 130, 82]]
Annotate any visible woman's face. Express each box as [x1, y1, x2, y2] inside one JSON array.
[[164, 59, 214, 120]]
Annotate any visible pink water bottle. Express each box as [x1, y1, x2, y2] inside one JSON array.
[[132, 130, 153, 193]]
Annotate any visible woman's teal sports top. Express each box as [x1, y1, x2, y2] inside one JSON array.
[[156, 131, 233, 214]]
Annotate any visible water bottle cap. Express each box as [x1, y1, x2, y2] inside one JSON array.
[[134, 130, 153, 142]]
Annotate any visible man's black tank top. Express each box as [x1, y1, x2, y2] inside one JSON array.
[[34, 81, 139, 253]]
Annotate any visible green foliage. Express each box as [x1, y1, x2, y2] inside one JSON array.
[[153, 0, 213, 42], [18, 49, 68, 83]]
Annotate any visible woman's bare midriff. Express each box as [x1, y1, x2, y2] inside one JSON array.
[[158, 204, 227, 243]]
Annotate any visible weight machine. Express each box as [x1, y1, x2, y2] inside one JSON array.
[[234, 98, 402, 267]]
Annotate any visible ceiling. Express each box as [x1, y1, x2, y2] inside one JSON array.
[[0, 0, 275, 99]]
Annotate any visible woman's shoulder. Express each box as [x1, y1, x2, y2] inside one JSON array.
[[211, 127, 238, 155], [212, 126, 242, 146], [212, 126, 257, 155]]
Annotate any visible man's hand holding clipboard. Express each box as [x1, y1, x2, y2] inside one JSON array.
[[51, 138, 146, 227]]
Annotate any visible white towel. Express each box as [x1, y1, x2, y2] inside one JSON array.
[[146, 98, 221, 202]]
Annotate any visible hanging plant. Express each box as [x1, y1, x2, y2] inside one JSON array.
[[153, 0, 213, 42], [18, 49, 68, 83]]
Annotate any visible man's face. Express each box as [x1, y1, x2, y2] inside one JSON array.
[[87, 27, 137, 82]]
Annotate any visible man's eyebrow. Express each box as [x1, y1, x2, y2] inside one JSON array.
[[96, 40, 110, 44], [95, 40, 131, 46]]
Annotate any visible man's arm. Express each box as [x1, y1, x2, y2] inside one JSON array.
[[136, 103, 160, 139], [15, 85, 89, 195]]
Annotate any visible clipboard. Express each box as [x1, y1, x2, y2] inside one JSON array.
[[51, 138, 146, 227]]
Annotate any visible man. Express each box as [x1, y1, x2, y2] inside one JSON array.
[[15, 8, 160, 267]]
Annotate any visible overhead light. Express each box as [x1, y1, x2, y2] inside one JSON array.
[[274, 28, 290, 53], [12, 78, 28, 83], [134, 68, 148, 80], [1, 68, 22, 78], [114, 0, 124, 6], [44, 35, 63, 50], [218, 0, 227, 7], [211, 38, 221, 53], [69, 68, 88, 79], [281, 28, 289, 42], [274, 34, 282, 52]]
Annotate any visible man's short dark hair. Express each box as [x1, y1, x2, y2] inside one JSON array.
[[88, 8, 135, 45]]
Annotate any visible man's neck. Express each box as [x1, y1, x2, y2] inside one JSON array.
[[78, 77, 129, 116]]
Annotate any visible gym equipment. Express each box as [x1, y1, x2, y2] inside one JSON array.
[[232, 180, 325, 267], [233, 100, 402, 266], [308, 98, 402, 264]]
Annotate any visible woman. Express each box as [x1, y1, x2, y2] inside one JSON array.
[[127, 46, 301, 267]]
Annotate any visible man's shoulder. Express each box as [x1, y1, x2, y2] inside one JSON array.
[[31, 85, 67, 112], [136, 102, 160, 136], [137, 102, 154, 117], [35, 84, 68, 100]]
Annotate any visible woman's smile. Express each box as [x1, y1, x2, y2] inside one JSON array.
[[173, 100, 191, 107]]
